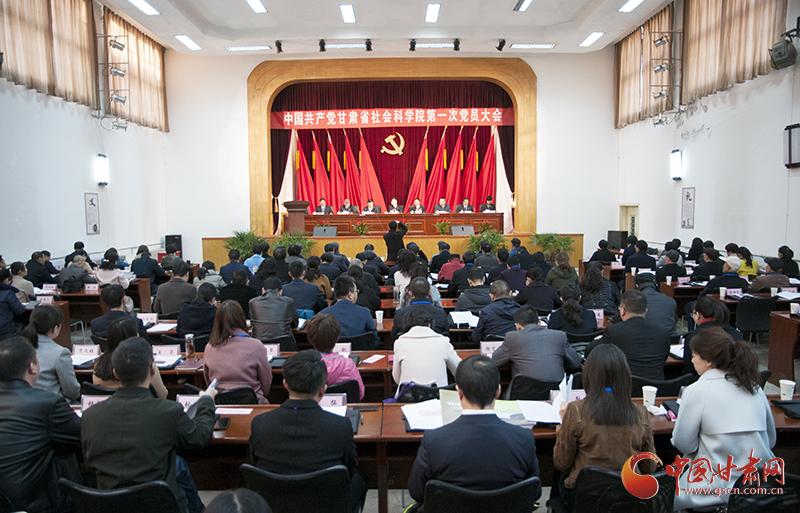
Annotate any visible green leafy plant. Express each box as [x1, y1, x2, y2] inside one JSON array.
[[467, 228, 507, 253], [275, 231, 316, 257], [477, 220, 494, 234], [529, 233, 575, 263], [353, 222, 371, 235], [224, 230, 268, 260], [434, 219, 451, 235]]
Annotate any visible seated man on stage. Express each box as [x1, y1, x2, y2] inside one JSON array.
[[455, 197, 475, 213], [433, 197, 451, 214], [362, 199, 381, 214], [338, 199, 359, 214], [386, 197, 403, 214], [479, 195, 496, 212], [408, 198, 425, 214], [314, 198, 333, 215]]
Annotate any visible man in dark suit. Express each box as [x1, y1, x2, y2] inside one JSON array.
[[623, 240, 657, 274], [363, 245, 391, 275], [472, 280, 521, 342], [131, 249, 166, 294], [64, 241, 97, 268], [492, 306, 581, 381], [530, 251, 552, 280], [479, 195, 496, 212], [454, 197, 475, 213], [352, 257, 383, 294], [486, 248, 508, 283], [448, 251, 477, 297], [338, 199, 359, 214], [392, 278, 450, 341], [219, 269, 259, 319], [433, 197, 451, 213], [408, 355, 540, 507], [588, 239, 618, 264], [362, 199, 381, 214], [516, 247, 534, 270], [408, 198, 426, 214], [691, 248, 725, 281], [320, 252, 342, 283], [314, 198, 334, 215], [386, 198, 404, 214], [325, 242, 350, 273], [82, 338, 217, 513], [319, 276, 379, 347], [383, 220, 408, 262], [90, 285, 152, 343], [585, 290, 670, 380], [24, 252, 57, 288], [429, 242, 452, 274], [282, 261, 327, 313], [219, 249, 252, 284], [0, 337, 83, 513], [498, 255, 527, 291], [655, 250, 687, 284], [249, 277, 299, 348], [621, 235, 638, 265], [611, 273, 678, 337], [273, 246, 292, 283], [250, 350, 367, 513], [455, 267, 493, 316]]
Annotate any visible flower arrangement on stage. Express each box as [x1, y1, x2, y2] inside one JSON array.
[[434, 219, 451, 235], [353, 222, 371, 235], [316, 222, 330, 227], [477, 220, 494, 234]]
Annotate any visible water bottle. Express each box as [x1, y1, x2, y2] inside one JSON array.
[[185, 333, 195, 358]]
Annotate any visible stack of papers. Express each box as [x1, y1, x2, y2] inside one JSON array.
[[670, 344, 684, 359], [147, 323, 175, 334], [777, 291, 800, 301], [450, 311, 479, 328], [71, 354, 99, 367]]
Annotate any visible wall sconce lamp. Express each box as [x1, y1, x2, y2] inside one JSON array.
[[670, 149, 683, 180], [95, 154, 109, 186]]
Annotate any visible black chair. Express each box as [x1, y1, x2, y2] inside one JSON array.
[[570, 372, 583, 390], [396, 383, 456, 403], [563, 331, 603, 357], [568, 466, 674, 513], [727, 471, 800, 512], [736, 296, 778, 344], [759, 369, 772, 389], [58, 478, 182, 513], [506, 375, 561, 401], [326, 379, 361, 404], [536, 308, 555, 317], [80, 382, 117, 396], [482, 334, 506, 342], [0, 491, 14, 513], [261, 334, 297, 352], [90, 334, 108, 352], [215, 386, 258, 405], [338, 332, 377, 351], [631, 374, 696, 398], [158, 312, 180, 321], [161, 334, 210, 353], [183, 383, 203, 394], [423, 476, 541, 513], [240, 463, 351, 513]]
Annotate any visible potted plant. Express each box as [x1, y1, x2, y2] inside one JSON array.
[[434, 219, 451, 235], [353, 222, 370, 236], [224, 230, 268, 260], [275, 231, 317, 257], [466, 227, 507, 253], [477, 220, 494, 234], [529, 233, 575, 263], [316, 221, 330, 227]]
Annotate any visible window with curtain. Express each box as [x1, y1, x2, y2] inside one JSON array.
[[105, 9, 169, 132], [615, 4, 674, 128], [682, 0, 787, 104], [0, 0, 97, 108]]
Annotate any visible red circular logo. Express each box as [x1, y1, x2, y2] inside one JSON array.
[[621, 452, 663, 499]]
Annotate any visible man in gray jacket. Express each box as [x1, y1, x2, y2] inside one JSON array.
[[249, 277, 299, 350]]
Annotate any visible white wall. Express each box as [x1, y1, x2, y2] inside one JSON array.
[[0, 79, 167, 265]]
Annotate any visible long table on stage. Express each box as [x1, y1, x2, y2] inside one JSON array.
[[297, 213, 504, 236]]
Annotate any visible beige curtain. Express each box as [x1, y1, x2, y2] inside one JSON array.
[[683, 0, 787, 104], [615, 28, 643, 128], [0, 0, 96, 108], [106, 9, 169, 132], [643, 4, 673, 118]]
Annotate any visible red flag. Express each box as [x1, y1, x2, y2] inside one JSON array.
[[444, 127, 463, 209], [424, 128, 448, 208], [405, 130, 428, 211], [358, 132, 387, 212], [295, 135, 315, 214], [477, 129, 497, 205], [462, 127, 479, 206], [312, 133, 330, 208], [327, 133, 346, 210], [343, 132, 363, 208]]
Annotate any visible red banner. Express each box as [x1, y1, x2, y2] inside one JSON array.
[[271, 107, 514, 129]]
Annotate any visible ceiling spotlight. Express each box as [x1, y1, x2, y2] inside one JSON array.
[[110, 67, 125, 77], [112, 120, 128, 131], [109, 39, 125, 51], [453, 39, 460, 51], [276, 41, 283, 53], [513, 0, 533, 12], [654, 35, 669, 47], [409, 39, 416, 52], [496, 39, 506, 52], [653, 114, 667, 126], [319, 39, 326, 52], [653, 90, 668, 99], [653, 62, 669, 73], [365, 39, 372, 52], [110, 93, 126, 104]]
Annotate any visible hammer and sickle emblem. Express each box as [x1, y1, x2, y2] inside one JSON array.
[[381, 133, 405, 155]]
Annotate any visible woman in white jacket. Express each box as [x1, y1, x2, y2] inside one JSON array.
[[671, 326, 776, 511]]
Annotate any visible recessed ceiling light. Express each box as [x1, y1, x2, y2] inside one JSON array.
[[325, 43, 367, 49], [416, 42, 454, 48], [127, 0, 159, 16], [618, 0, 646, 13], [510, 43, 556, 49], [513, 0, 533, 11], [340, 4, 356, 24], [579, 32, 605, 47], [245, 0, 267, 14], [175, 35, 201, 51], [226, 45, 272, 51], [425, 3, 441, 23]]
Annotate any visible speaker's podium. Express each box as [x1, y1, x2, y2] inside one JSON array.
[[283, 201, 310, 233]]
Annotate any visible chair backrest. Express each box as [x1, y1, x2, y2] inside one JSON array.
[[58, 478, 182, 513], [758, 369, 772, 389], [507, 375, 561, 401], [570, 466, 674, 513], [90, 334, 108, 352], [727, 471, 800, 513], [240, 463, 351, 513], [326, 379, 361, 404], [630, 374, 696, 398], [735, 296, 778, 333], [395, 383, 456, 403], [565, 331, 603, 345], [424, 477, 541, 513], [261, 335, 296, 352], [215, 386, 258, 405], [570, 372, 583, 390], [80, 382, 117, 396], [338, 332, 375, 351]]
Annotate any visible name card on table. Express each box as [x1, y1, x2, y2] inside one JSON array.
[[264, 344, 280, 358], [782, 287, 798, 293], [176, 394, 200, 412], [591, 309, 605, 324], [137, 313, 158, 325], [153, 345, 181, 357], [74, 344, 100, 356], [611, 262, 624, 269], [42, 284, 57, 292], [677, 276, 691, 285], [37, 295, 54, 305], [332, 343, 352, 355], [726, 288, 743, 296], [84, 283, 99, 293], [81, 395, 110, 412], [320, 393, 347, 408], [480, 341, 503, 357]]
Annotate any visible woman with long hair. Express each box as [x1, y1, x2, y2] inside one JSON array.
[[513, 267, 561, 311], [547, 285, 598, 335], [672, 327, 776, 511], [93, 317, 167, 398], [778, 245, 799, 276], [96, 249, 134, 312], [736, 246, 758, 277], [545, 252, 579, 291], [399, 261, 442, 308], [204, 300, 272, 404], [22, 305, 80, 400], [687, 237, 705, 262], [682, 295, 744, 377], [304, 256, 332, 300], [579, 261, 620, 314], [393, 249, 418, 294], [193, 260, 226, 292], [554, 344, 655, 509]]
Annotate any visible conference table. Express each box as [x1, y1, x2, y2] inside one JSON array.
[[16, 300, 71, 350], [300, 213, 504, 236], [56, 278, 151, 323], [768, 312, 800, 386]]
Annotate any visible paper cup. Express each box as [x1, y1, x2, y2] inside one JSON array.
[[376, 310, 384, 323], [709, 275, 716, 280], [779, 380, 796, 400], [771, 287, 779, 297], [642, 386, 658, 409], [791, 303, 799, 315], [631, 267, 637, 276], [666, 276, 673, 286], [719, 287, 727, 299]]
